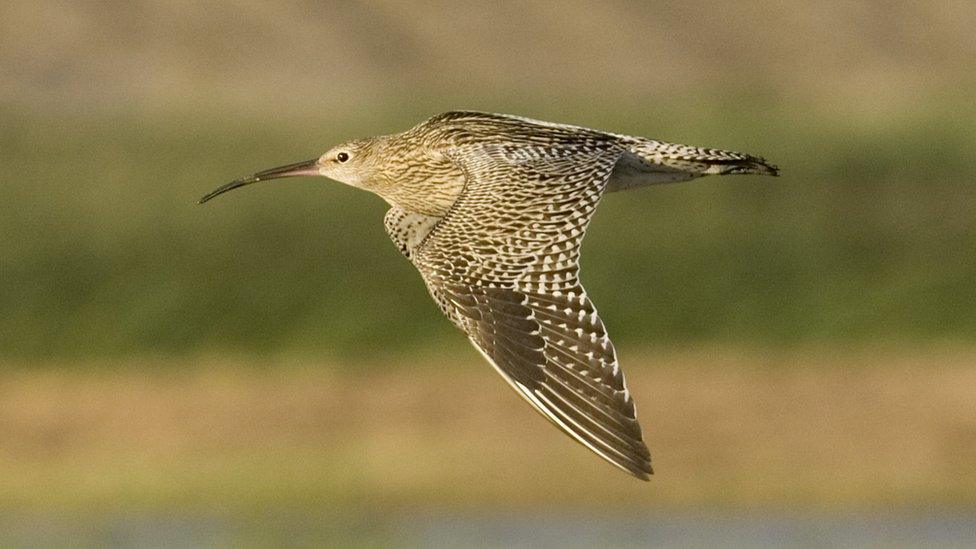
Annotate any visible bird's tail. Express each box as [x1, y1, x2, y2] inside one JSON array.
[[607, 136, 778, 192]]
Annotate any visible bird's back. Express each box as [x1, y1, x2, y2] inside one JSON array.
[[415, 111, 620, 151], [413, 111, 777, 193]]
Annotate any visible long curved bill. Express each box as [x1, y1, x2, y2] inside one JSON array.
[[198, 158, 321, 204]]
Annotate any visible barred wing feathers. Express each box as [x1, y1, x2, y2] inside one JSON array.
[[413, 134, 652, 479]]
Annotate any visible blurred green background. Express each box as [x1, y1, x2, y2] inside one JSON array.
[[2, 1, 975, 546]]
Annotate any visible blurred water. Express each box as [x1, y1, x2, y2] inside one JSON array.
[[409, 512, 976, 548], [3, 511, 975, 548]]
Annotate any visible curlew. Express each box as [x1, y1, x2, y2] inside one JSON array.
[[200, 111, 778, 480]]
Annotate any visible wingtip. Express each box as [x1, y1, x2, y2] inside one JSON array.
[[616, 457, 653, 481], [634, 462, 653, 481]]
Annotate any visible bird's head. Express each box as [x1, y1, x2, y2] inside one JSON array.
[[198, 138, 383, 204]]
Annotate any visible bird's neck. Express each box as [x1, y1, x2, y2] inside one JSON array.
[[381, 179, 463, 217], [370, 147, 467, 217]]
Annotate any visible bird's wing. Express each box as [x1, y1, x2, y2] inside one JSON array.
[[413, 140, 652, 479]]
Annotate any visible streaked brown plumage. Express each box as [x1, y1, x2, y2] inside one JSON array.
[[200, 111, 779, 480]]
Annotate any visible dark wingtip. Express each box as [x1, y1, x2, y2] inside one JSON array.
[[622, 457, 653, 481]]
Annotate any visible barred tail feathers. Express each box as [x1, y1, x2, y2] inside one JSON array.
[[607, 137, 778, 192]]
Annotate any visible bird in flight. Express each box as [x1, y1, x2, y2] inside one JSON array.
[[200, 111, 778, 480]]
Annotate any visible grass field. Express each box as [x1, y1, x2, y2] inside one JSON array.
[[3, 97, 975, 360], [2, 346, 974, 513]]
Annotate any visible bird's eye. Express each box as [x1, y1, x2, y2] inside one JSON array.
[[336, 152, 349, 163]]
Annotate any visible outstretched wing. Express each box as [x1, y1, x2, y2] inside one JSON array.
[[412, 135, 652, 479]]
